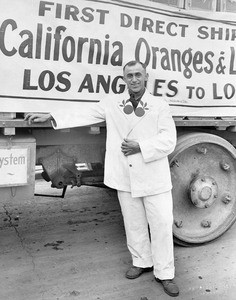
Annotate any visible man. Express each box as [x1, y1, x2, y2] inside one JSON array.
[[25, 60, 179, 297]]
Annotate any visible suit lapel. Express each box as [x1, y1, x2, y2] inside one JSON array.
[[126, 91, 153, 136], [117, 91, 131, 121], [116, 90, 154, 137]]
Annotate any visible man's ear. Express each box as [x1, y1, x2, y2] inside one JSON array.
[[145, 73, 149, 81], [122, 76, 126, 83]]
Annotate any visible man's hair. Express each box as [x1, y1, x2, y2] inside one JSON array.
[[123, 60, 147, 72]]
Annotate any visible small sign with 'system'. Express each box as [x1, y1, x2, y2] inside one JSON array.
[[0, 148, 28, 186]]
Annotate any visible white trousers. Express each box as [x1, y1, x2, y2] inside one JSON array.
[[117, 190, 175, 280]]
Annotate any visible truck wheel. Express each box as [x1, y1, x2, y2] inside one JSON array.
[[169, 132, 236, 246]]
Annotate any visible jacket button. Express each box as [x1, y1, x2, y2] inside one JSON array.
[[129, 164, 132, 167]]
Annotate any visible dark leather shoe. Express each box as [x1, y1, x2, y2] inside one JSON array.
[[125, 266, 153, 279], [155, 278, 179, 297]]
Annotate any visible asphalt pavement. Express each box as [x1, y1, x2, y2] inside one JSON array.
[[0, 180, 236, 300]]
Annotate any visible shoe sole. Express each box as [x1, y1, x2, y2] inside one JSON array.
[[126, 273, 142, 279]]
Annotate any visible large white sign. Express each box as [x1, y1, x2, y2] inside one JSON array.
[[0, 148, 28, 186], [0, 0, 236, 116]]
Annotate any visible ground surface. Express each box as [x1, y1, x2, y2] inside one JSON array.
[[0, 180, 236, 300]]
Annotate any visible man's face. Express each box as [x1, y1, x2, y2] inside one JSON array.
[[123, 63, 148, 94]]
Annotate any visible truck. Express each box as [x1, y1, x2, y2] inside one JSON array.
[[1, 0, 236, 246]]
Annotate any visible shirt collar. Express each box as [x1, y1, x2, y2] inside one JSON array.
[[129, 88, 145, 101]]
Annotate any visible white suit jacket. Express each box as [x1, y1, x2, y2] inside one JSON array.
[[51, 90, 177, 197]]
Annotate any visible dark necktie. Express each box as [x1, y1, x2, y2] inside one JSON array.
[[129, 94, 139, 109]]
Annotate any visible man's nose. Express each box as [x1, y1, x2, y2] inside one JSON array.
[[131, 75, 138, 82]]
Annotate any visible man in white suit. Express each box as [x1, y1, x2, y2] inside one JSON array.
[[25, 60, 179, 297]]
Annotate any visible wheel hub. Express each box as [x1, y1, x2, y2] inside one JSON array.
[[189, 176, 218, 208]]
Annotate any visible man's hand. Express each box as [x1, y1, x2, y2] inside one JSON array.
[[24, 113, 52, 125], [121, 138, 141, 156]]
